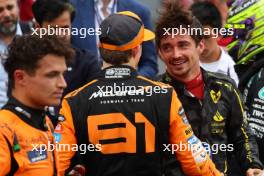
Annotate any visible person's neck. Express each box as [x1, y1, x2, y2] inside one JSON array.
[[102, 59, 136, 70], [0, 34, 15, 45], [102, 0, 111, 6], [201, 46, 221, 63], [12, 90, 45, 110], [168, 67, 201, 83], [101, 0, 112, 17]]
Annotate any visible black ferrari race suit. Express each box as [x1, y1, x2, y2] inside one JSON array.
[[159, 69, 263, 175]]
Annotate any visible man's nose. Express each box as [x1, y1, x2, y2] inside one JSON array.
[[172, 47, 182, 58], [1, 8, 11, 18], [57, 75, 67, 89]]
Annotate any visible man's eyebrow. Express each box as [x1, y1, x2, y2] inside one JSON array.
[[178, 40, 190, 45]]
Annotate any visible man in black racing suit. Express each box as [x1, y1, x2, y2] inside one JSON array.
[[156, 1, 263, 175]]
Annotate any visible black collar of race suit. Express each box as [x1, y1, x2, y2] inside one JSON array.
[[161, 68, 209, 94], [2, 96, 48, 131], [99, 65, 138, 80]]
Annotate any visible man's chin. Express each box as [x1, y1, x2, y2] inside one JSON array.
[[49, 99, 62, 107], [0, 24, 17, 36], [201, 53, 207, 58], [169, 69, 188, 78]]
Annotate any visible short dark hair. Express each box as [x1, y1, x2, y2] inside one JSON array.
[[4, 34, 75, 88], [190, 2, 222, 29], [99, 48, 132, 65], [32, 0, 75, 25], [156, 1, 203, 47]]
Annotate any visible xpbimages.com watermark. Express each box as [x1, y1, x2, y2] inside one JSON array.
[[163, 142, 234, 155], [163, 26, 234, 38], [89, 83, 169, 100], [31, 141, 102, 155], [31, 25, 102, 38]]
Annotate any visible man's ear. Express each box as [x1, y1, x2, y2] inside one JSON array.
[[14, 70, 27, 87], [197, 39, 205, 55], [132, 45, 140, 57], [132, 45, 142, 59]]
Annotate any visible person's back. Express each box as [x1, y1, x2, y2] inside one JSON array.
[[58, 65, 222, 176], [58, 66, 188, 175]]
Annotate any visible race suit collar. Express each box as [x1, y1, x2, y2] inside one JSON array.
[[161, 68, 209, 96], [3, 96, 48, 131], [100, 65, 138, 80]]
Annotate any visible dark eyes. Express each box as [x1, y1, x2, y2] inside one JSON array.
[[161, 45, 172, 52], [178, 42, 189, 48], [0, 5, 14, 13], [46, 72, 59, 78]]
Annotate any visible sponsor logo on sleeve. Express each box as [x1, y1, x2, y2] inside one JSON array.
[[179, 107, 190, 124], [258, 87, 264, 100], [210, 90, 221, 103], [54, 133, 62, 143], [187, 135, 198, 144], [54, 124, 63, 133], [58, 115, 65, 122], [27, 147, 47, 163]]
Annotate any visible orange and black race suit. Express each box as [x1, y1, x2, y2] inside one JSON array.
[[0, 97, 56, 176], [55, 65, 221, 176]]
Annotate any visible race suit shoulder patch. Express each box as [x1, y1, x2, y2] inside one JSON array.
[[258, 87, 264, 100]]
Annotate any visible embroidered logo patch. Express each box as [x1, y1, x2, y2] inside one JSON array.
[[27, 147, 47, 163], [213, 111, 224, 122], [54, 133, 62, 143], [210, 90, 221, 103]]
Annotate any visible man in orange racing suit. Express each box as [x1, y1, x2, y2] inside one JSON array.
[[55, 11, 222, 176], [0, 35, 74, 175]]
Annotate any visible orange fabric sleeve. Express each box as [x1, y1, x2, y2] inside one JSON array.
[[55, 99, 77, 176], [169, 90, 222, 176], [0, 131, 11, 175]]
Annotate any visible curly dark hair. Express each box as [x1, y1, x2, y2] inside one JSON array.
[[156, 1, 203, 47], [4, 34, 75, 88]]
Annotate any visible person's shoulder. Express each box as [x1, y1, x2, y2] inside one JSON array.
[[64, 79, 99, 99], [253, 67, 264, 81], [74, 48, 97, 61], [205, 70, 236, 88], [0, 109, 17, 123], [0, 109, 18, 139], [220, 47, 235, 64], [73, 48, 100, 72], [137, 75, 171, 88]]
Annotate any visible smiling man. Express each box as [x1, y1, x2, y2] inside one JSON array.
[[0, 34, 74, 175], [157, 2, 263, 176]]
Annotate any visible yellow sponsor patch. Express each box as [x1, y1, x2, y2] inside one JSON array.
[[210, 90, 221, 103], [213, 111, 224, 122]]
